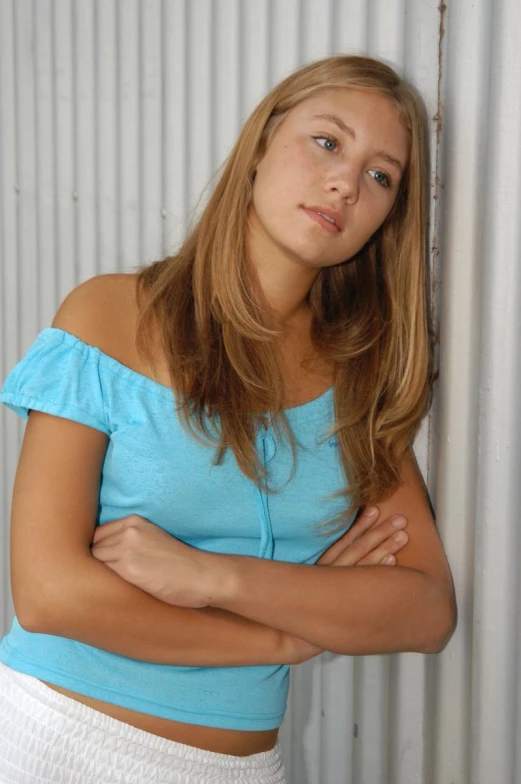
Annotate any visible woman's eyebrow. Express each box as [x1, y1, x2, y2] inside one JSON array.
[[377, 152, 404, 173], [311, 113, 356, 139], [310, 112, 404, 173]]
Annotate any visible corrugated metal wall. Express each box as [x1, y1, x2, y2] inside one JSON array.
[[0, 1, 519, 782]]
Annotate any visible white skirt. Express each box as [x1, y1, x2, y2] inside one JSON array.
[[0, 662, 286, 784]]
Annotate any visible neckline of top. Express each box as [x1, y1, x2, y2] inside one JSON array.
[[39, 327, 334, 421]]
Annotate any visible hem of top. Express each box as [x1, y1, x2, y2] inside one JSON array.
[[0, 392, 111, 436], [36, 326, 334, 422], [0, 653, 285, 733]]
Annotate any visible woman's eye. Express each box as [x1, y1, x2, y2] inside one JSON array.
[[369, 169, 391, 189], [314, 136, 337, 152]]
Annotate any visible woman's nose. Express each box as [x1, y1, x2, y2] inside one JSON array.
[[326, 163, 360, 204]]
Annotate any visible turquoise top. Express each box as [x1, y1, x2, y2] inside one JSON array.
[[0, 327, 353, 730]]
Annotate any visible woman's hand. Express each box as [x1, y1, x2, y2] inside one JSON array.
[[290, 506, 408, 662], [91, 515, 219, 608], [316, 505, 408, 567]]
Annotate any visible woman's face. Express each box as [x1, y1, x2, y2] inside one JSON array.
[[249, 87, 410, 271]]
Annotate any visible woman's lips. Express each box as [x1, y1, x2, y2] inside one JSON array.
[[301, 206, 341, 234]]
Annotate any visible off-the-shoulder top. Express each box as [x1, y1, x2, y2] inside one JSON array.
[[0, 327, 353, 730]]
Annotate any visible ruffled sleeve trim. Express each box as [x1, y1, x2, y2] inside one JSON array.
[[0, 328, 111, 435]]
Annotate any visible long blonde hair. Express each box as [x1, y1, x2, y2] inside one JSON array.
[[135, 55, 432, 520]]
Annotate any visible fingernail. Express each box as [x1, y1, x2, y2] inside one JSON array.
[[383, 555, 396, 565], [392, 516, 407, 528], [393, 531, 407, 544], [366, 507, 378, 518]]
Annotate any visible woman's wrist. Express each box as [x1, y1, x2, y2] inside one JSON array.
[[203, 552, 241, 608]]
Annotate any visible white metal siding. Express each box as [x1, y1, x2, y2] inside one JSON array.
[[0, 1, 518, 782]]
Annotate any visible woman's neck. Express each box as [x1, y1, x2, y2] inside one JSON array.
[[247, 215, 320, 326]]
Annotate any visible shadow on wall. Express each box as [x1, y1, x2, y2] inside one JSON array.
[[281, 653, 352, 784]]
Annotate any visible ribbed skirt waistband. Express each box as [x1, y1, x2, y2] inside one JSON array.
[[0, 662, 287, 783]]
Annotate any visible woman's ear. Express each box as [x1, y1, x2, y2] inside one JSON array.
[[251, 145, 265, 175], [254, 112, 285, 175]]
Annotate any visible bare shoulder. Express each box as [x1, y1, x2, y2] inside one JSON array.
[[51, 273, 141, 366]]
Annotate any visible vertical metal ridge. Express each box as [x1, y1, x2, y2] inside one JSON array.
[[54, 0, 76, 300], [186, 0, 213, 220], [0, 0, 16, 638], [140, 0, 163, 265], [15, 1, 38, 346], [319, 653, 355, 783], [237, 0, 245, 127], [51, 0, 59, 301], [71, 0, 78, 282], [333, 0, 368, 54], [471, 0, 521, 780], [367, 0, 407, 65], [160, 0, 166, 256], [208, 0, 217, 176], [432, 1, 492, 781], [162, 0, 188, 250], [74, 0, 98, 283], [266, 0, 274, 88], [95, 0, 118, 273], [301, 0, 334, 62], [269, 0, 301, 85], [115, 0, 122, 269], [34, 1, 58, 327], [12, 0, 22, 352], [93, 0, 100, 276], [242, 0, 270, 118], [138, 0, 144, 265], [31, 3, 41, 328]]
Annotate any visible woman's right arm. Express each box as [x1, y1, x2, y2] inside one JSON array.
[[11, 407, 299, 667], [7, 276, 294, 667]]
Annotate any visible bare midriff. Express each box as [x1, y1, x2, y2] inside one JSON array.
[[42, 681, 278, 756]]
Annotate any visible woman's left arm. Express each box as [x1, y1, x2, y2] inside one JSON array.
[[93, 449, 456, 656], [211, 449, 456, 656]]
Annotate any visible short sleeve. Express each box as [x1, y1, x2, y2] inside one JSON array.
[[0, 327, 110, 435]]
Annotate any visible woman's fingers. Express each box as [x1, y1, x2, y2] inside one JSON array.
[[318, 515, 408, 566], [91, 545, 118, 564], [91, 534, 128, 563], [317, 506, 380, 565], [92, 520, 126, 544], [91, 526, 127, 549], [355, 526, 409, 566], [328, 516, 408, 567], [92, 514, 145, 544]]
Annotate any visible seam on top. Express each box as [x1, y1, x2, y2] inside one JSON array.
[[93, 343, 110, 432], [0, 392, 110, 436]]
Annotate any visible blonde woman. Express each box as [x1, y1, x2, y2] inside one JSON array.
[[0, 56, 455, 783]]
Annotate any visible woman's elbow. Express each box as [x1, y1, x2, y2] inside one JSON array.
[[14, 585, 63, 635], [417, 584, 457, 654], [14, 592, 53, 634], [15, 605, 40, 634], [12, 565, 87, 636]]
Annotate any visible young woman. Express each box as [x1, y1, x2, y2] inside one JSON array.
[[0, 55, 455, 783]]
